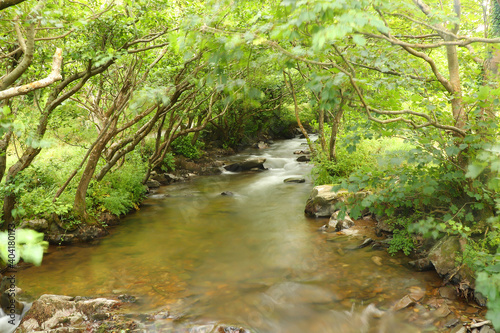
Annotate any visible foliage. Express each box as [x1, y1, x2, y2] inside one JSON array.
[[312, 136, 413, 185], [87, 153, 147, 217], [171, 134, 204, 160], [388, 226, 415, 256], [0, 229, 48, 266], [161, 153, 176, 172], [477, 270, 500, 329], [465, 145, 500, 328]]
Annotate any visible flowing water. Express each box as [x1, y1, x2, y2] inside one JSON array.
[[16, 137, 485, 332]]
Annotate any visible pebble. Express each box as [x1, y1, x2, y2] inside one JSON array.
[[434, 304, 451, 317], [408, 286, 425, 301], [392, 295, 415, 311], [444, 318, 460, 328]]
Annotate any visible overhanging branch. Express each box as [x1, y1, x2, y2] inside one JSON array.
[[0, 48, 63, 100]]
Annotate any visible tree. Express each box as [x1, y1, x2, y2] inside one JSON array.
[[0, 0, 170, 227]]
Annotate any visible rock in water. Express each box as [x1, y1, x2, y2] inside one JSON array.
[[296, 156, 311, 162], [17, 295, 119, 333], [328, 211, 354, 231], [408, 258, 434, 271], [304, 185, 349, 218], [284, 177, 306, 183], [224, 158, 267, 172], [146, 179, 161, 189]]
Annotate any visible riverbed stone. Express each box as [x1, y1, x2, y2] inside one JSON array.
[[189, 324, 250, 333], [265, 282, 337, 304], [224, 158, 267, 172], [328, 211, 354, 231], [19, 318, 39, 331], [392, 295, 415, 311], [474, 291, 487, 306], [294, 150, 310, 155], [304, 185, 349, 218]]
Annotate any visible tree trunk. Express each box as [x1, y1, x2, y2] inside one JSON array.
[[329, 96, 345, 161], [482, 0, 500, 119], [283, 70, 315, 153], [318, 107, 326, 151], [445, 42, 465, 129], [2, 194, 16, 229], [73, 129, 115, 223]]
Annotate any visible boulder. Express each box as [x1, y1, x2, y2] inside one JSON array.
[[428, 236, 476, 300], [18, 294, 120, 333], [284, 177, 306, 183], [375, 215, 394, 234], [254, 141, 269, 149], [328, 211, 354, 231], [428, 236, 463, 277], [146, 179, 161, 189], [296, 156, 311, 162], [19, 219, 49, 232], [224, 158, 267, 172], [408, 258, 434, 272], [304, 185, 349, 218], [151, 172, 182, 185]]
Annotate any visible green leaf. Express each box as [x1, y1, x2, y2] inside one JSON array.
[[352, 34, 366, 46], [2, 105, 11, 116], [466, 163, 486, 179], [423, 186, 435, 195]]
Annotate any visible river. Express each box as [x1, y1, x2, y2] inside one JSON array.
[[16, 137, 483, 332]]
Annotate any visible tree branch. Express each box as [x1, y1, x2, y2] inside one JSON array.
[[349, 61, 436, 81], [0, 48, 62, 100], [0, 0, 26, 11]]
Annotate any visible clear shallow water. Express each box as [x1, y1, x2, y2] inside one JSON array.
[[16, 138, 479, 332]]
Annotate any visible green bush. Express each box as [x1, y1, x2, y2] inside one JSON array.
[[171, 134, 204, 159], [8, 144, 148, 222], [88, 152, 147, 216], [161, 153, 176, 172], [12, 147, 84, 221], [324, 132, 497, 262], [312, 137, 413, 185]]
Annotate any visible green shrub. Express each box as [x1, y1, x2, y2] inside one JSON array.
[[312, 137, 413, 185], [161, 153, 176, 172], [88, 152, 147, 216], [11, 147, 83, 221], [171, 134, 204, 159]]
